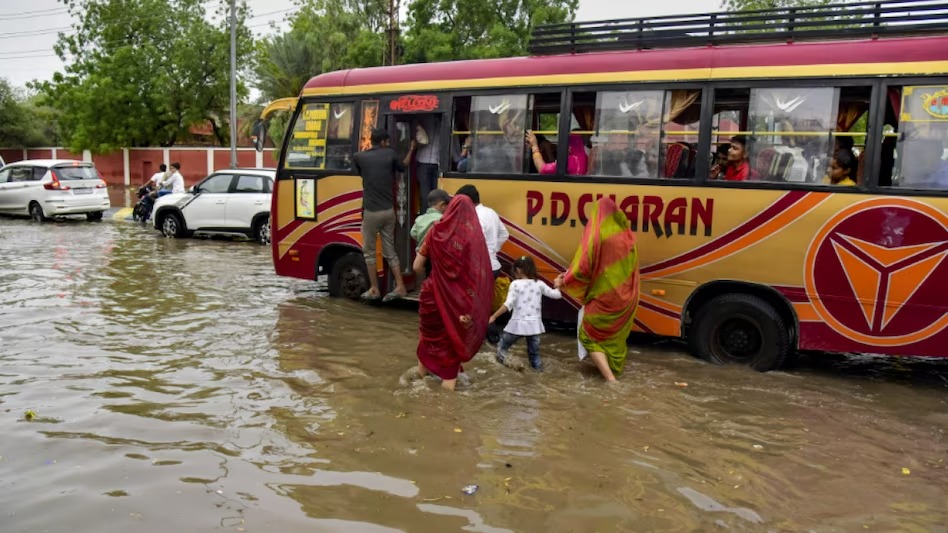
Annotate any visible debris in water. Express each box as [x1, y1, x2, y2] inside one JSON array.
[[505, 463, 512, 468], [643, 446, 650, 452], [752, 444, 763, 450], [453, 428, 463, 433], [395, 412, 407, 418], [461, 484, 479, 495], [901, 467, 911, 475], [476, 369, 487, 374], [24, 410, 36, 421], [674, 382, 688, 388]]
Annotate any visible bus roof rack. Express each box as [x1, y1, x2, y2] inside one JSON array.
[[528, 0, 948, 55]]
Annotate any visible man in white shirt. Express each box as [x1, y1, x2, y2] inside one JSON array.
[[455, 184, 509, 279], [158, 162, 185, 197], [147, 164, 168, 189]]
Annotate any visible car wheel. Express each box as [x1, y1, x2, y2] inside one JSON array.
[[29, 202, 47, 223], [329, 253, 369, 299], [86, 211, 104, 222], [689, 293, 791, 372], [254, 216, 271, 245], [160, 212, 186, 238]]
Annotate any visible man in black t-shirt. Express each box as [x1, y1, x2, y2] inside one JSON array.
[[352, 128, 416, 302]]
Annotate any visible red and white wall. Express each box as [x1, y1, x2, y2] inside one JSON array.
[[0, 147, 280, 187]]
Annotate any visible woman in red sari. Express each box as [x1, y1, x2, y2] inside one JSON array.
[[407, 195, 493, 390]]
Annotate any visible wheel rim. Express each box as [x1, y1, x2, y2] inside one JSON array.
[[260, 219, 271, 244], [711, 315, 763, 363], [340, 265, 367, 299], [162, 216, 178, 237]]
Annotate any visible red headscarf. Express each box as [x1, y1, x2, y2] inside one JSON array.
[[417, 195, 493, 379]]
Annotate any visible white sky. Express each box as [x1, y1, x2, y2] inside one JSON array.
[[0, 0, 721, 91]]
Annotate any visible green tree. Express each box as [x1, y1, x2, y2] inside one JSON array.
[[35, 0, 254, 153], [0, 79, 59, 147], [721, 0, 836, 9], [253, 0, 384, 102], [402, 0, 578, 63]]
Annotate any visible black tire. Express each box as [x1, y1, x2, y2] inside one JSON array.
[[328, 253, 369, 299], [689, 293, 791, 372], [86, 211, 104, 222], [160, 212, 186, 239], [253, 216, 270, 245], [29, 202, 46, 223]]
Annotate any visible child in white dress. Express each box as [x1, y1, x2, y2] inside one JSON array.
[[488, 256, 562, 370]]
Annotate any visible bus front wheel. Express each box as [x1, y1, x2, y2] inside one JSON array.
[[689, 293, 791, 372], [329, 253, 369, 299]]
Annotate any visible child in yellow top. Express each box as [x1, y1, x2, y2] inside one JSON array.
[[824, 148, 857, 186]]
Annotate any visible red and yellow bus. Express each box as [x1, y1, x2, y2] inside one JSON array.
[[259, 0, 948, 370]]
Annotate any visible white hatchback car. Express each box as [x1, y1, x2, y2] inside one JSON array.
[[152, 168, 274, 244], [0, 159, 111, 222]]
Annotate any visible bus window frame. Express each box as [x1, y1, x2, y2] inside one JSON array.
[[278, 96, 359, 179], [703, 76, 880, 194], [873, 76, 948, 198], [561, 81, 711, 184], [442, 87, 568, 180]]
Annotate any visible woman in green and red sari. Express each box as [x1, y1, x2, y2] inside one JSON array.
[[555, 197, 639, 382]]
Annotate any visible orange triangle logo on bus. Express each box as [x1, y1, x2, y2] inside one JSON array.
[[804, 198, 948, 347]]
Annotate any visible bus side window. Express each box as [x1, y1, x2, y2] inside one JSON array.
[[451, 96, 472, 172], [467, 94, 529, 175], [887, 85, 948, 191], [713, 86, 870, 185], [580, 89, 663, 179]]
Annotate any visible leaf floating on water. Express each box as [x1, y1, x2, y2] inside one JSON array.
[[24, 410, 36, 421], [902, 467, 911, 475], [674, 382, 688, 388]]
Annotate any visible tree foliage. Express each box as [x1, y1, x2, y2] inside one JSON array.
[[721, 0, 838, 9], [253, 0, 385, 102], [402, 0, 578, 63], [0, 79, 60, 148], [36, 0, 254, 153]]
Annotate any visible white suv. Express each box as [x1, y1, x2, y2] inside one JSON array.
[[152, 168, 274, 244], [0, 159, 111, 222]]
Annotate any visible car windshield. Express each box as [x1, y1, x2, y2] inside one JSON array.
[[55, 165, 100, 180]]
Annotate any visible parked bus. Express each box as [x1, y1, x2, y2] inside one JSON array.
[[257, 0, 948, 371]]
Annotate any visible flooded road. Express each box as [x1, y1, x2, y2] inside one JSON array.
[[1, 214, 946, 532]]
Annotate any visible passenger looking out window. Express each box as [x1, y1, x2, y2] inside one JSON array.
[[824, 149, 857, 186], [710, 135, 756, 181]]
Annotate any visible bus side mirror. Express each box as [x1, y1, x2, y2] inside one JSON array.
[[252, 119, 267, 152]]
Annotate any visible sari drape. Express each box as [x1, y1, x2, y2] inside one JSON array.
[[561, 198, 639, 375], [417, 195, 493, 380]]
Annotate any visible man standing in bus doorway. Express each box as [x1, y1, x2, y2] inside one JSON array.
[[415, 115, 442, 215], [354, 128, 416, 302]]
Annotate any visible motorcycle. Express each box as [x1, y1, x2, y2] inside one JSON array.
[[132, 184, 155, 222]]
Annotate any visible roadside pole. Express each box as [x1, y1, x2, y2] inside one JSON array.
[[229, 0, 238, 169]]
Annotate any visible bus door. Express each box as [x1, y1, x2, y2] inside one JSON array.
[[387, 116, 415, 283]]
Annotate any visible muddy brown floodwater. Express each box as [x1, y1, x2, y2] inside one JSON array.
[[0, 215, 946, 533]]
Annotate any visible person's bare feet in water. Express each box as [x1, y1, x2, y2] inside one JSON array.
[[589, 352, 618, 382], [400, 363, 428, 386]]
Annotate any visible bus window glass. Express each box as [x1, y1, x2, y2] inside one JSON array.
[[712, 86, 869, 185], [747, 87, 839, 183], [468, 94, 528, 174], [284, 102, 354, 170], [581, 89, 701, 179], [526, 92, 562, 174], [451, 96, 471, 172], [889, 85, 948, 190]]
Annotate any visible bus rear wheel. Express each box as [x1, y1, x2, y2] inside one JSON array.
[[689, 293, 790, 372], [329, 253, 369, 299]]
